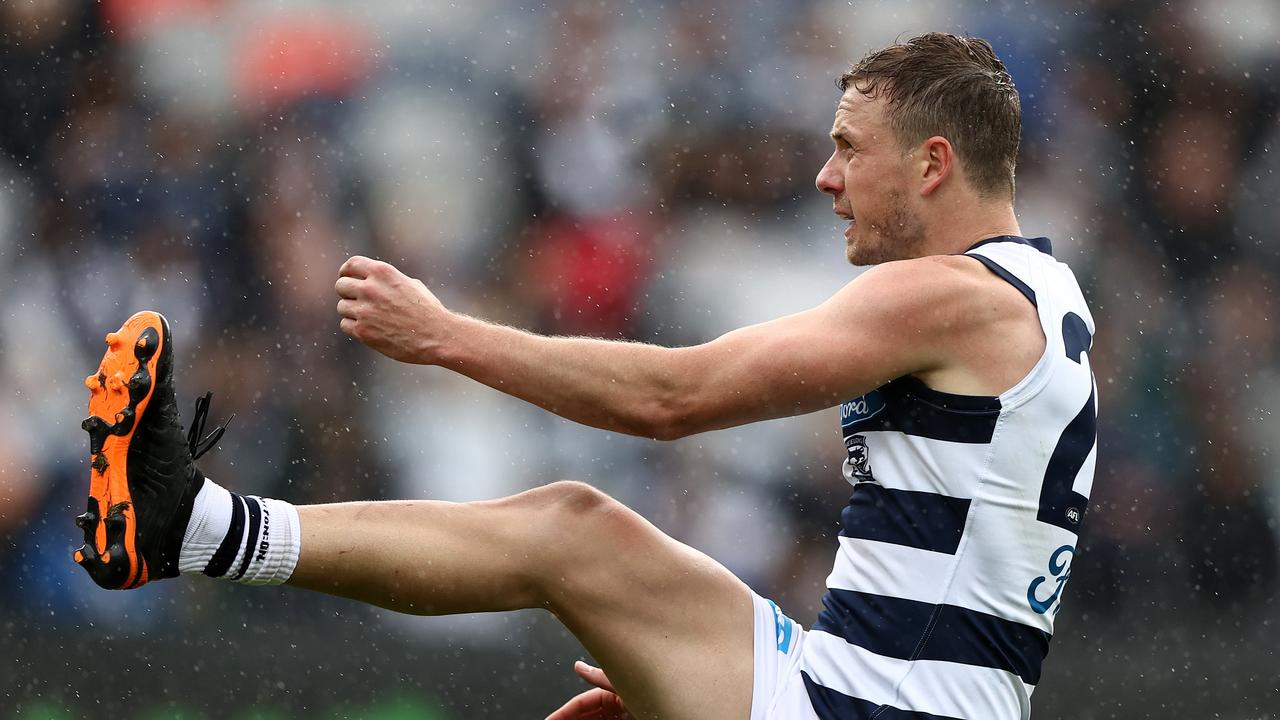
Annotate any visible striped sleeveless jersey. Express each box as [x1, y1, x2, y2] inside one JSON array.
[[800, 236, 1098, 719]]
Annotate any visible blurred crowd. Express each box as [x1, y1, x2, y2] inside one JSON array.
[[2, 0, 1277, 716]]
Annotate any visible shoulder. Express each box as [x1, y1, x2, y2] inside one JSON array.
[[857, 253, 993, 291], [831, 254, 1027, 330], [821, 253, 1040, 382]]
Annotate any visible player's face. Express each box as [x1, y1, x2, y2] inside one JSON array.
[[815, 90, 926, 266]]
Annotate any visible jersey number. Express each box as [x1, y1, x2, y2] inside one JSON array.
[[1028, 314, 1095, 615], [1035, 313, 1095, 534]]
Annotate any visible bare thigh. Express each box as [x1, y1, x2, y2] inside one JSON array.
[[536, 485, 755, 720]]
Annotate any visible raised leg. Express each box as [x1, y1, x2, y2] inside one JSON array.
[[288, 481, 755, 720]]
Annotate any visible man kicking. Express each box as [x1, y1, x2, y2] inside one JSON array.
[[73, 33, 1097, 720]]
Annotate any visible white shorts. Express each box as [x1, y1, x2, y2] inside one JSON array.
[[750, 592, 820, 720]]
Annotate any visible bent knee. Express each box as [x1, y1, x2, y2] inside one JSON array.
[[501, 480, 636, 547], [512, 479, 618, 518], [518, 482, 653, 561], [545, 479, 617, 516], [547, 482, 648, 544]]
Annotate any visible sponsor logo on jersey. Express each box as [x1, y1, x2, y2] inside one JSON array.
[[840, 391, 885, 424], [766, 599, 795, 654], [840, 390, 886, 442]]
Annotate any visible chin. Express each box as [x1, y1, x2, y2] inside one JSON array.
[[845, 238, 875, 266], [845, 245, 861, 266]]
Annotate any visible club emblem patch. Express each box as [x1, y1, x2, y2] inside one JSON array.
[[844, 434, 873, 480]]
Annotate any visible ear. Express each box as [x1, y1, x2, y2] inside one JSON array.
[[917, 136, 954, 196]]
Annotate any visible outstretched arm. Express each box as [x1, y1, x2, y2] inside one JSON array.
[[335, 255, 971, 439]]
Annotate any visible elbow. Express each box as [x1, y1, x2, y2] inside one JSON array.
[[644, 392, 702, 442], [649, 419, 690, 442], [635, 348, 710, 441]]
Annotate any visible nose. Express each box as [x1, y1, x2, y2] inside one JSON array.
[[815, 151, 843, 196]]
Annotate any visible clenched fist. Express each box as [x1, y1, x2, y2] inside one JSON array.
[[335, 256, 451, 364]]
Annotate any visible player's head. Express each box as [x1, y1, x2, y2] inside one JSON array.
[[816, 33, 1021, 265]]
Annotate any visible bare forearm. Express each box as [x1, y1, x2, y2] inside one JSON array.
[[433, 314, 687, 438]]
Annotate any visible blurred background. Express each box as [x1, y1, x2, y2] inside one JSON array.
[[1, 0, 1277, 717]]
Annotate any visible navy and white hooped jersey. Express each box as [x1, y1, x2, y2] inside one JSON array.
[[801, 236, 1098, 720]]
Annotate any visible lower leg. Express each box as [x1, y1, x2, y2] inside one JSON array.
[[288, 495, 548, 615]]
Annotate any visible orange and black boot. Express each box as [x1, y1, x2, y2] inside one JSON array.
[[75, 311, 229, 589]]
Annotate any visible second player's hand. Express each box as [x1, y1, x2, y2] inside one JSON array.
[[545, 661, 631, 720], [335, 256, 450, 364]]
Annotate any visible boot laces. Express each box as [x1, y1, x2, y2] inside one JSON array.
[[187, 391, 234, 461]]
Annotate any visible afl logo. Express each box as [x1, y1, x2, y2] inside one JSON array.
[[844, 435, 873, 479]]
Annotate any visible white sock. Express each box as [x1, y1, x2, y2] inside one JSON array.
[[178, 478, 301, 586]]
